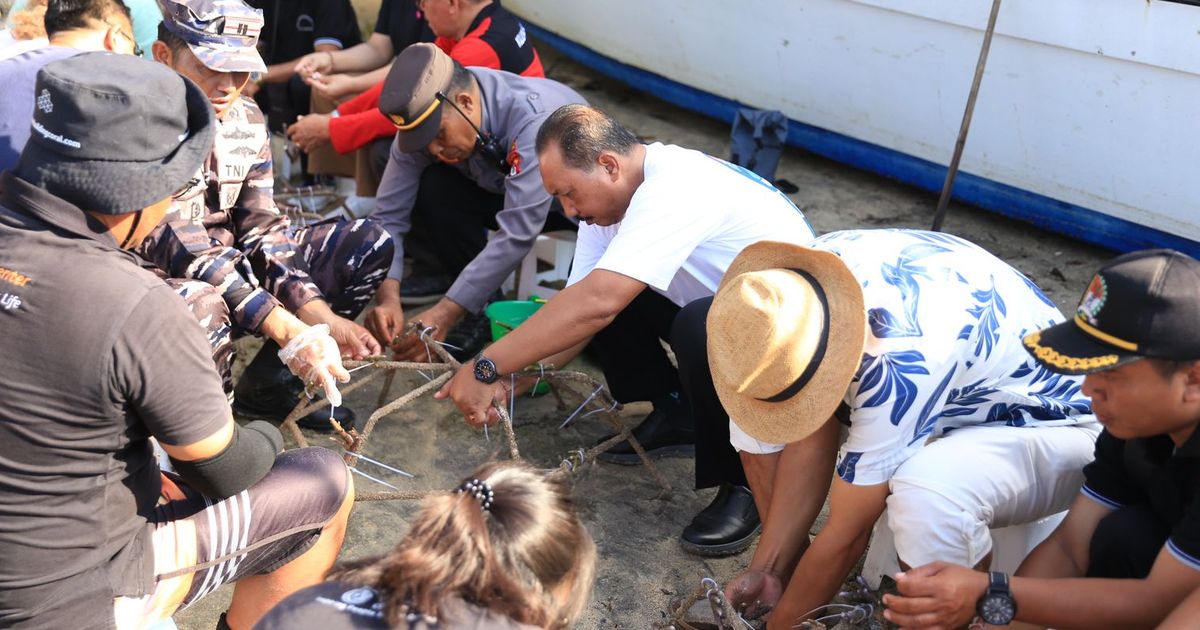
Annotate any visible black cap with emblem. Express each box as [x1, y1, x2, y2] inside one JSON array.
[[1024, 249, 1200, 375]]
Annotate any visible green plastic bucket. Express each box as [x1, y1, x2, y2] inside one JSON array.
[[484, 300, 543, 340], [484, 299, 550, 395]]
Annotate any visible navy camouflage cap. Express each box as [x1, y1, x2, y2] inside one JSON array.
[[158, 0, 266, 73]]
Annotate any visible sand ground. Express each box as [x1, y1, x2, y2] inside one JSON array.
[[176, 41, 1113, 630]]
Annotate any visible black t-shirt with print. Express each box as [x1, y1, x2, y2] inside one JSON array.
[[251, 0, 363, 64], [249, 0, 365, 130], [374, 0, 435, 56], [0, 176, 230, 626]]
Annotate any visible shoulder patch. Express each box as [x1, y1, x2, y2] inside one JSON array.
[[507, 139, 521, 176]]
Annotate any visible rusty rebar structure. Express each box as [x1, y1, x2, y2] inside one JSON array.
[[275, 328, 672, 501]]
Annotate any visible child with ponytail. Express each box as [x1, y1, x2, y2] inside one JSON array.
[[255, 461, 597, 629]]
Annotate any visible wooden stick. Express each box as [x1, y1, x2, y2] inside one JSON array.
[[932, 0, 1003, 232]]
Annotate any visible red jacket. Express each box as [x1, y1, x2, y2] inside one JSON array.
[[329, 7, 544, 154]]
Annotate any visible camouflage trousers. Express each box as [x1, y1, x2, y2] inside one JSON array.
[[170, 217, 393, 397]]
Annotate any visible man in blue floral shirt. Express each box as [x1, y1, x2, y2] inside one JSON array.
[[706, 230, 1099, 627]]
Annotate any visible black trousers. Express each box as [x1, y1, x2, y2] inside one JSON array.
[[365, 136, 394, 194], [409, 164, 575, 279], [594, 291, 747, 489]]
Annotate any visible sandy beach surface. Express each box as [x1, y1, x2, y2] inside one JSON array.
[[176, 41, 1113, 630]]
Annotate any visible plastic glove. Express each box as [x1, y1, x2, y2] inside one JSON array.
[[277, 324, 350, 406]]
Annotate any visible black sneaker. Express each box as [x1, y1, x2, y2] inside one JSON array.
[[400, 273, 452, 306], [443, 311, 492, 363], [232, 341, 358, 433], [679, 484, 762, 556], [597, 397, 695, 465]]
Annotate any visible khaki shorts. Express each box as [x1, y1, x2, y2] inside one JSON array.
[[113, 447, 349, 630]]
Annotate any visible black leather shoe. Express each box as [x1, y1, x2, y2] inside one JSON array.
[[443, 311, 492, 362], [232, 341, 358, 433], [400, 273, 452, 305], [680, 484, 761, 556], [597, 406, 696, 465]]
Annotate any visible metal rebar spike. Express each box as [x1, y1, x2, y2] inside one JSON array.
[[346, 451, 415, 478], [348, 466, 400, 490]]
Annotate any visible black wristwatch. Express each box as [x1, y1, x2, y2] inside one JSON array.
[[976, 571, 1017, 625], [473, 355, 499, 384]]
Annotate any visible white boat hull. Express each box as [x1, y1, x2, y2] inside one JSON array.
[[508, 0, 1200, 256]]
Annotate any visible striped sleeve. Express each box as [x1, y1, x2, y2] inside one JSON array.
[[1168, 497, 1200, 572], [1080, 484, 1124, 510]]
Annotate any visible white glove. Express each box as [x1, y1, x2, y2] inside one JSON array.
[[277, 324, 350, 407]]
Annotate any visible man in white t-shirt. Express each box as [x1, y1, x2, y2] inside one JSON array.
[[436, 104, 816, 555], [710, 231, 1100, 627]]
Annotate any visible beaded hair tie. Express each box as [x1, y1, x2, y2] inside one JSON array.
[[457, 478, 494, 511]]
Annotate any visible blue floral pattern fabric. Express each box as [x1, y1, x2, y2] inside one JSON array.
[[821, 230, 1096, 486]]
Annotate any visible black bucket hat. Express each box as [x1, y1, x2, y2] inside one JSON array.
[[14, 51, 215, 215], [1023, 249, 1200, 375]]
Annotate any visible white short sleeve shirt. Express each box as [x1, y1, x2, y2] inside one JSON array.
[[566, 143, 816, 306]]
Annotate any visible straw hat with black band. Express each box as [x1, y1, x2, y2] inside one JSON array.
[[1023, 249, 1200, 375], [708, 240, 867, 445]]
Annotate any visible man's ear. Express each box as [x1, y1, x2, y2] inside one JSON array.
[[598, 153, 618, 180], [102, 24, 121, 53], [1181, 361, 1200, 403], [454, 90, 477, 116], [151, 40, 174, 66]]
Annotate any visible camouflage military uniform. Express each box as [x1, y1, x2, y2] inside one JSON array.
[[139, 97, 392, 395]]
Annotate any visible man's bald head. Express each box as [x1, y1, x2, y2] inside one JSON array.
[[535, 104, 639, 172]]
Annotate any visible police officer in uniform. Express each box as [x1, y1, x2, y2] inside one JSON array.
[[144, 0, 394, 429], [363, 43, 585, 361]]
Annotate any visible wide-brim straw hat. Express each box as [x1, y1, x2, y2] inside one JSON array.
[[707, 241, 866, 445]]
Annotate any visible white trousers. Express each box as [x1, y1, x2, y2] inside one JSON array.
[[885, 423, 1100, 568]]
